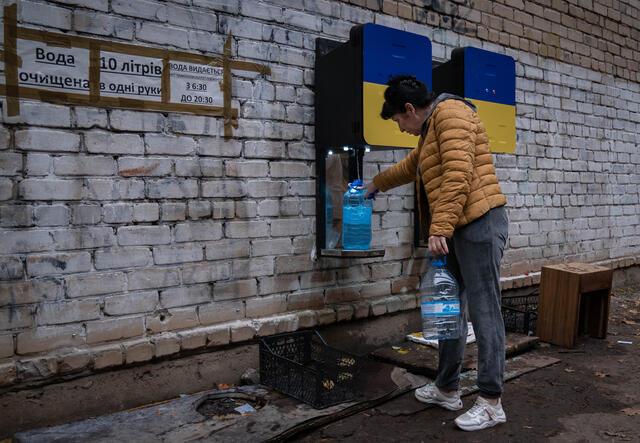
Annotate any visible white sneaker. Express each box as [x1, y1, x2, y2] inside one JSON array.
[[414, 384, 463, 410], [455, 396, 507, 431]]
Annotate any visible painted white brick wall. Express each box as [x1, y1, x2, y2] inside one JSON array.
[[0, 0, 638, 388]]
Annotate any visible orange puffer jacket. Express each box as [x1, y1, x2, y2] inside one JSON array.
[[373, 97, 506, 239]]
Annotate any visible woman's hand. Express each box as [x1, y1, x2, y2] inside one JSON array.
[[428, 235, 449, 255], [363, 181, 378, 200]]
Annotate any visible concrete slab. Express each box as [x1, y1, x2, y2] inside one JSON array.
[[370, 332, 539, 377]]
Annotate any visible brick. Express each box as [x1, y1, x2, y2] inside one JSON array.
[[286, 290, 324, 311], [58, 350, 91, 374], [102, 203, 134, 223], [153, 244, 203, 265], [0, 280, 63, 308], [145, 307, 198, 333], [110, 110, 166, 132], [147, 179, 198, 198], [230, 322, 255, 342], [137, 22, 189, 48], [34, 205, 70, 226], [17, 324, 84, 354], [127, 267, 180, 290], [326, 285, 360, 304], [161, 203, 186, 221], [175, 158, 223, 177], [104, 291, 158, 315], [20, 0, 71, 29], [75, 107, 108, 128], [67, 272, 125, 297], [86, 179, 145, 200], [257, 200, 279, 217], [275, 255, 313, 274], [192, 0, 238, 14], [145, 134, 196, 155], [154, 334, 181, 356], [211, 201, 234, 218], [133, 203, 159, 222], [86, 317, 144, 344], [174, 221, 223, 242], [161, 284, 211, 308], [251, 238, 292, 257], [0, 257, 23, 280], [26, 252, 91, 276], [198, 137, 242, 157], [0, 153, 22, 176], [54, 155, 116, 176], [112, 0, 167, 20], [50, 226, 116, 250], [205, 324, 230, 347], [247, 180, 288, 197], [235, 201, 257, 218], [205, 239, 250, 260], [95, 248, 152, 269], [73, 10, 134, 38], [213, 279, 257, 301], [300, 270, 335, 289], [38, 299, 101, 325], [201, 180, 246, 197], [198, 299, 244, 325], [0, 335, 14, 358], [17, 356, 58, 382], [392, 276, 420, 294], [117, 157, 172, 177], [92, 344, 124, 369], [14, 129, 78, 152], [85, 131, 144, 155], [19, 179, 83, 200], [270, 161, 312, 178], [178, 329, 207, 350], [0, 205, 32, 227], [225, 161, 269, 177], [25, 153, 51, 176], [270, 218, 312, 236], [226, 221, 269, 238], [168, 4, 217, 31], [169, 115, 220, 136], [182, 262, 231, 284], [117, 225, 170, 245], [244, 140, 285, 159], [258, 274, 300, 295], [124, 339, 154, 364], [0, 306, 33, 329], [232, 257, 274, 279]]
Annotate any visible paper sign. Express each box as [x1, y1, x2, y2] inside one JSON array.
[[170, 61, 223, 107], [17, 39, 90, 93], [100, 51, 163, 101]]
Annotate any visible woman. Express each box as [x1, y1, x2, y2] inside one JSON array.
[[364, 74, 509, 432]]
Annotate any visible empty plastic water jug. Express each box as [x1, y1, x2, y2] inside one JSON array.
[[342, 179, 372, 250], [420, 254, 461, 340]]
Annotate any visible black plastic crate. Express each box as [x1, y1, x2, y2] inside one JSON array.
[[259, 330, 361, 408], [501, 292, 538, 335]]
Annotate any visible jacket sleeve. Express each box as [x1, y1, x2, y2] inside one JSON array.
[[429, 103, 476, 238], [373, 146, 419, 192]]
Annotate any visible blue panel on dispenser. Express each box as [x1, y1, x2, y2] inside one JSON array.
[[463, 47, 515, 106]]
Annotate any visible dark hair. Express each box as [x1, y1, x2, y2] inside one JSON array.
[[380, 74, 436, 120]]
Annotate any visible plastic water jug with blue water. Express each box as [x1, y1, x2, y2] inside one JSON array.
[[420, 253, 461, 340], [342, 179, 372, 250]]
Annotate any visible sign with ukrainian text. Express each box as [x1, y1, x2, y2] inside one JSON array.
[[1, 4, 269, 138]]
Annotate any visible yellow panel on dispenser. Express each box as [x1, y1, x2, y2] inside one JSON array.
[[362, 81, 420, 149], [468, 98, 516, 153]]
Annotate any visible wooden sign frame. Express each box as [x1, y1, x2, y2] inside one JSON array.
[[0, 4, 270, 138]]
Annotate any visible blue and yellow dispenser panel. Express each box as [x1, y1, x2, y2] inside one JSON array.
[[463, 47, 516, 153], [362, 23, 432, 148]]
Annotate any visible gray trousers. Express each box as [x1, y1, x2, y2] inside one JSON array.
[[435, 205, 509, 399]]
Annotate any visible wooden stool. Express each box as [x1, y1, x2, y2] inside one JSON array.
[[538, 263, 613, 348]]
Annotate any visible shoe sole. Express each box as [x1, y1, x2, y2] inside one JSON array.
[[455, 417, 506, 431], [414, 390, 463, 411]]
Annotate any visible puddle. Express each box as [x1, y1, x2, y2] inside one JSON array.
[[195, 392, 264, 417]]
